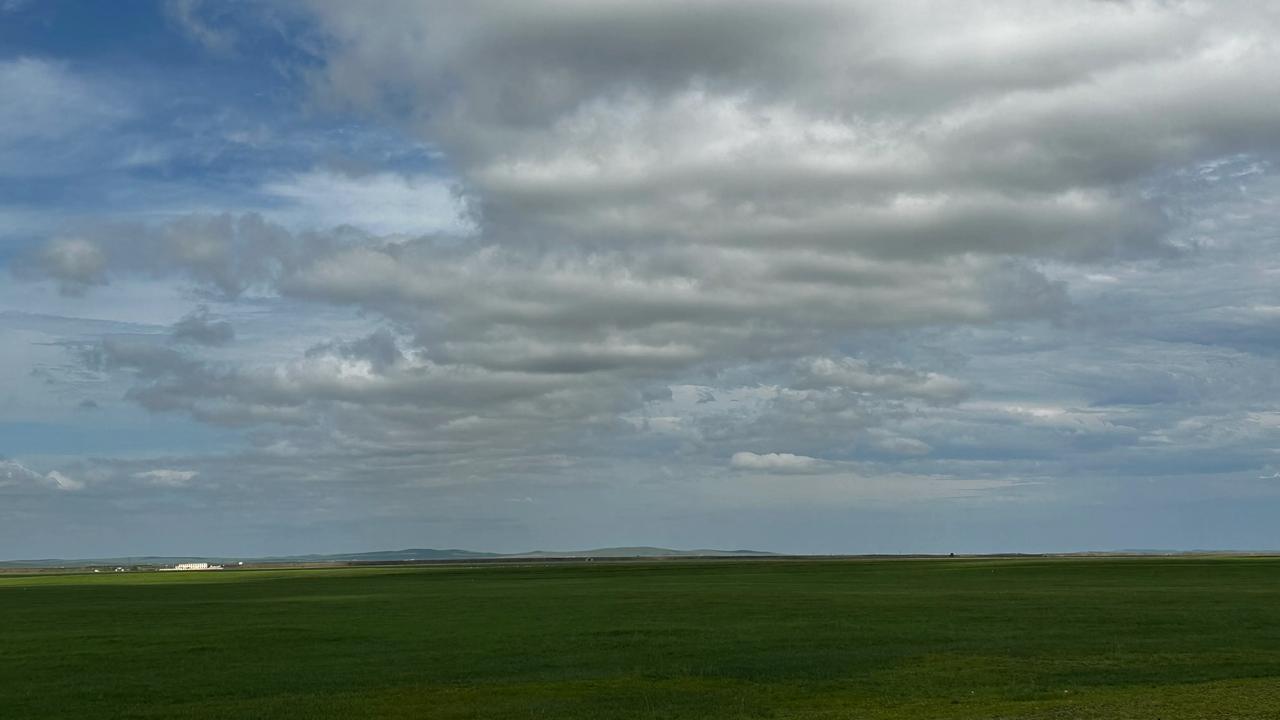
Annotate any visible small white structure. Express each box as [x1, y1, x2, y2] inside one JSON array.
[[158, 562, 224, 572]]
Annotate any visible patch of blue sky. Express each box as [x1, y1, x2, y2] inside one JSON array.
[[1, 2, 201, 63], [0, 0, 451, 261]]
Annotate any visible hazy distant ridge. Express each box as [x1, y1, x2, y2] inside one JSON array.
[[0, 547, 773, 568], [509, 547, 774, 558]]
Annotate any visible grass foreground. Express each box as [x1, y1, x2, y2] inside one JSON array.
[[3, 557, 1280, 718]]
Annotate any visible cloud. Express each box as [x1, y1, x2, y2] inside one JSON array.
[[11, 2, 1280, 554], [262, 170, 473, 236], [43, 471, 85, 492], [0, 459, 37, 487], [0, 460, 84, 492], [301, 1, 1280, 265], [22, 213, 1061, 387], [730, 452, 824, 474], [0, 58, 125, 142], [19, 213, 311, 298], [0, 58, 131, 177], [36, 238, 108, 296], [171, 306, 235, 346], [305, 328, 403, 372], [797, 357, 970, 403], [165, 0, 237, 54], [869, 435, 933, 457], [134, 469, 199, 486], [704, 469, 1031, 507]]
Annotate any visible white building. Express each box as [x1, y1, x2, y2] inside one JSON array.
[[158, 562, 224, 571]]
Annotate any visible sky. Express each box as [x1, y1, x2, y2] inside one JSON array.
[[3, 0, 1280, 559]]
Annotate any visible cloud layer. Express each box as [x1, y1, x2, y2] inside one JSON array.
[[5, 2, 1280, 556]]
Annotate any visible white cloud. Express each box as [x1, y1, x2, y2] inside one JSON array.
[[800, 357, 970, 403], [0, 58, 131, 176], [1, 461, 85, 492], [0, 459, 38, 487], [165, 0, 237, 54], [301, 0, 1280, 265], [262, 170, 473, 236], [730, 452, 824, 474], [870, 435, 932, 457], [43, 471, 85, 492], [38, 237, 108, 296], [135, 469, 199, 486]]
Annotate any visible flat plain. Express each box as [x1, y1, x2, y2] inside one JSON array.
[[3, 558, 1279, 719]]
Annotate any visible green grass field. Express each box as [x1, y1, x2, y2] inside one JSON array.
[[3, 558, 1280, 719]]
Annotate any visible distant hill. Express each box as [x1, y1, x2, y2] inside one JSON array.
[[509, 547, 774, 558], [0, 546, 774, 569], [256, 548, 501, 563], [0, 555, 241, 569]]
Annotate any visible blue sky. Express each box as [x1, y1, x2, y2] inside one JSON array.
[[3, 0, 1280, 559]]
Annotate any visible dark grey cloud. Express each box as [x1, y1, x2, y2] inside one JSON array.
[[171, 306, 235, 346], [306, 328, 403, 373], [21, 213, 323, 298]]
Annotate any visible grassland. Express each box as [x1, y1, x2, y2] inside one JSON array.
[[3, 558, 1279, 719]]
